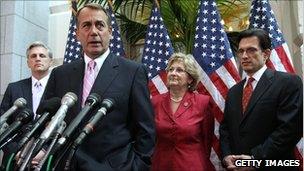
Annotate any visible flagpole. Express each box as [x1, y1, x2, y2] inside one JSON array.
[[107, 0, 114, 10], [70, 0, 78, 15], [153, 0, 160, 9]]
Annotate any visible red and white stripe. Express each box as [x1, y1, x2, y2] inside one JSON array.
[[267, 43, 295, 73]]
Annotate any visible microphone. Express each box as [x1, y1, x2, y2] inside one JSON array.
[[74, 98, 114, 145], [16, 97, 61, 152], [34, 92, 77, 154], [57, 93, 101, 148], [34, 121, 66, 171], [0, 98, 27, 126], [63, 98, 114, 170], [0, 108, 33, 146]]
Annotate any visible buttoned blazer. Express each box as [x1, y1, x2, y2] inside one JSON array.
[[151, 91, 215, 171], [220, 69, 303, 162], [44, 53, 155, 171]]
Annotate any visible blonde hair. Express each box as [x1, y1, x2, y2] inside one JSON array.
[[166, 53, 200, 91]]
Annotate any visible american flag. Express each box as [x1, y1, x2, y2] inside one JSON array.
[[192, 0, 241, 170], [249, 0, 295, 73], [141, 2, 174, 96], [63, 0, 82, 64], [108, 6, 125, 57], [249, 0, 302, 169], [63, 2, 125, 64]]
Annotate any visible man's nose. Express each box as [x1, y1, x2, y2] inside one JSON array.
[[90, 26, 98, 36]]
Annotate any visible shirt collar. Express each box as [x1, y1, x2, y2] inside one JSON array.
[[31, 72, 51, 88], [84, 48, 110, 72], [246, 65, 267, 82]]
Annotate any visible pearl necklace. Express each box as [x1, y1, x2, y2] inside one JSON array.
[[170, 97, 182, 103]]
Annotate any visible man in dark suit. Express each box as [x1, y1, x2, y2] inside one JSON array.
[[0, 41, 53, 167], [43, 3, 155, 171], [0, 41, 53, 118], [219, 29, 302, 171]]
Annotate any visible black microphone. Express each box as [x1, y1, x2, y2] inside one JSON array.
[[63, 98, 114, 170], [56, 93, 101, 148], [73, 98, 114, 145], [16, 97, 61, 152], [0, 108, 33, 146], [0, 98, 27, 126]]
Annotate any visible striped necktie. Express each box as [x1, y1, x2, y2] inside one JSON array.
[[242, 77, 254, 113], [82, 60, 97, 107]]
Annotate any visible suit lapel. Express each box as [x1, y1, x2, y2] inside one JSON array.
[[241, 69, 273, 123], [235, 80, 245, 124], [90, 53, 119, 98], [71, 59, 85, 110], [174, 92, 192, 119], [24, 78, 33, 110], [161, 93, 174, 121], [160, 92, 193, 121]]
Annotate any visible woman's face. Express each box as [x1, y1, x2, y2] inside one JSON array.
[[167, 61, 193, 89]]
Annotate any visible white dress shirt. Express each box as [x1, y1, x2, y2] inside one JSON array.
[[243, 65, 267, 90], [32, 73, 50, 117]]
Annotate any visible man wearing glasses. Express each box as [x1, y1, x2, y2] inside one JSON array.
[[220, 28, 302, 171]]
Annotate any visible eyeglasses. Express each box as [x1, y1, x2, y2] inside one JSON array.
[[167, 67, 187, 74], [236, 47, 259, 56]]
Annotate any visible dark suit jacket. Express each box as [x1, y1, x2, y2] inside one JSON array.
[[220, 69, 302, 170], [0, 78, 34, 169], [0, 78, 33, 121], [44, 53, 155, 171]]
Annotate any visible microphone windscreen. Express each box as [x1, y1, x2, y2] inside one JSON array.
[[14, 97, 27, 108], [17, 108, 34, 124], [37, 97, 61, 115]]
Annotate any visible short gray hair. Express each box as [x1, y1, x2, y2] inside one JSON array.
[[76, 3, 111, 27], [166, 53, 200, 91], [26, 41, 53, 58]]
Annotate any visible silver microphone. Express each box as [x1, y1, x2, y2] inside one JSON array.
[[38, 92, 77, 141], [0, 98, 27, 126]]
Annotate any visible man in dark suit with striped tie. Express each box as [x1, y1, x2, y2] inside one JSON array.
[[43, 3, 155, 171], [220, 29, 302, 171]]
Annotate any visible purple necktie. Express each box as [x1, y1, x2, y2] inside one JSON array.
[[82, 60, 97, 107]]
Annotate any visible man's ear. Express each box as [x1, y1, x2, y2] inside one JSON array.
[[26, 58, 30, 68], [263, 49, 271, 61], [76, 28, 80, 41]]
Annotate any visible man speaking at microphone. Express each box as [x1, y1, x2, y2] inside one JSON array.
[[44, 3, 155, 171]]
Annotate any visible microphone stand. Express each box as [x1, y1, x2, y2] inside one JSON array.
[[0, 133, 18, 149], [0, 122, 9, 135], [16, 138, 35, 167], [18, 138, 41, 171], [34, 121, 66, 171]]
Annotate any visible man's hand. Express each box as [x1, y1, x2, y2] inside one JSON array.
[[233, 154, 256, 171], [223, 155, 237, 170]]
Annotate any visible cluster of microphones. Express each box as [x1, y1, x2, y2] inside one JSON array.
[[0, 92, 115, 171]]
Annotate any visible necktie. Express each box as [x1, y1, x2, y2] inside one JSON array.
[[33, 81, 42, 117], [82, 60, 97, 106], [242, 77, 254, 113]]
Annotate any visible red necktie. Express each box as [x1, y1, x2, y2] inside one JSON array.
[[242, 77, 254, 113]]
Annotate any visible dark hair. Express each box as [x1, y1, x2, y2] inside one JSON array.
[[76, 3, 111, 28], [26, 41, 53, 58], [238, 28, 272, 50]]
